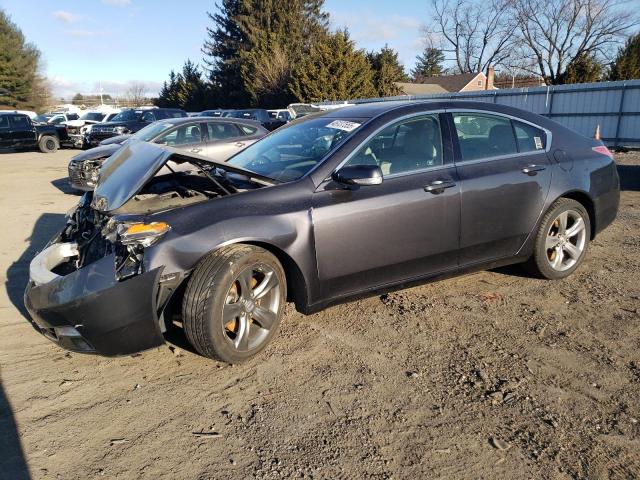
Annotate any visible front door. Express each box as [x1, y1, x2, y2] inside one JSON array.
[[8, 115, 36, 147], [312, 113, 461, 299], [449, 111, 552, 265]]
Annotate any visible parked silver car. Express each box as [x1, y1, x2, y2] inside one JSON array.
[[68, 117, 268, 191]]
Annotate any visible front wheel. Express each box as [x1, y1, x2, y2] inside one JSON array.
[[182, 245, 286, 363], [527, 198, 591, 280]]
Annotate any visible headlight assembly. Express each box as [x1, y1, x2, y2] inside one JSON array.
[[117, 222, 171, 248]]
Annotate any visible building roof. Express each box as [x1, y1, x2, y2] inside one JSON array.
[[418, 72, 483, 92], [395, 83, 448, 95]]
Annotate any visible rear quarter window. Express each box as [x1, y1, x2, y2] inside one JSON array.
[[513, 120, 546, 152], [238, 125, 258, 135]]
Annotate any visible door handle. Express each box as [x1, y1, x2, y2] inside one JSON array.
[[235, 142, 245, 147], [190, 148, 202, 153], [424, 180, 456, 194], [521, 164, 546, 176]]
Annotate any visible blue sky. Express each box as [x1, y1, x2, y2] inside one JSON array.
[[0, 0, 426, 99]]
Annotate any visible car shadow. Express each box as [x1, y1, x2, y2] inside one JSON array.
[[50, 177, 81, 195], [0, 379, 31, 479], [5, 213, 65, 320], [617, 164, 640, 191]]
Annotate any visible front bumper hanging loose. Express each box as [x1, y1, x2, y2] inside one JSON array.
[[24, 243, 166, 356]]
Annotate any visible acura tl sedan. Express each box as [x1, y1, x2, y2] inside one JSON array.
[[67, 117, 268, 191], [25, 101, 619, 363]]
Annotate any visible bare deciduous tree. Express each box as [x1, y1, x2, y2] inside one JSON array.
[[124, 82, 147, 106], [514, 0, 638, 84], [424, 0, 518, 74]]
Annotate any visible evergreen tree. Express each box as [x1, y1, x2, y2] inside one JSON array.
[[367, 46, 408, 97], [156, 70, 183, 108], [411, 47, 445, 81], [202, 0, 250, 107], [203, 0, 330, 108], [609, 33, 640, 81], [179, 60, 207, 111], [289, 30, 377, 102], [557, 53, 604, 84], [0, 9, 48, 110]]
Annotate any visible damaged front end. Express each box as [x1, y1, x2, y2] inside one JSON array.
[[25, 141, 273, 356], [24, 194, 168, 355]]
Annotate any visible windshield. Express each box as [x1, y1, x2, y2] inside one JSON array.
[[80, 112, 105, 121], [133, 122, 173, 141], [110, 110, 141, 122], [226, 116, 365, 182], [34, 114, 53, 123]]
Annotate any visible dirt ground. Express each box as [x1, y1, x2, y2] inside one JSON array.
[[0, 148, 639, 480]]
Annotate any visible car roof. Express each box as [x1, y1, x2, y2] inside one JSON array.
[[322, 99, 552, 122], [153, 116, 266, 129]]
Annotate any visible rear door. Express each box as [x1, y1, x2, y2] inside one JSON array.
[[449, 111, 552, 265], [201, 122, 246, 161], [312, 113, 461, 298]]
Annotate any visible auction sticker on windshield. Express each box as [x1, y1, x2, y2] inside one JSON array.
[[326, 120, 361, 132]]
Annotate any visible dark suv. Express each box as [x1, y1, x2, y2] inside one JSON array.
[[86, 108, 187, 146], [0, 112, 70, 153], [227, 109, 286, 131]]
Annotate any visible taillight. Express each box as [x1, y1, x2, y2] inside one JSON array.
[[592, 145, 613, 159]]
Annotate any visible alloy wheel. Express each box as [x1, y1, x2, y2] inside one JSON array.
[[545, 209, 587, 272], [222, 264, 281, 352]]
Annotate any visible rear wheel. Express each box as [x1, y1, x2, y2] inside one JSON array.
[[527, 198, 590, 279], [38, 135, 59, 153], [182, 245, 286, 363]]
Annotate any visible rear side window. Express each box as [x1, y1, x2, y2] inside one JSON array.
[[208, 122, 240, 140], [10, 115, 30, 129], [453, 113, 517, 161], [513, 120, 546, 152], [238, 124, 257, 135], [141, 111, 156, 122]]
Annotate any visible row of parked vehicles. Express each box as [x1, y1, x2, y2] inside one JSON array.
[[0, 102, 353, 154]]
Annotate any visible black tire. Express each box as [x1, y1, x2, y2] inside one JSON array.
[[182, 244, 287, 363], [526, 198, 591, 280], [38, 135, 59, 153]]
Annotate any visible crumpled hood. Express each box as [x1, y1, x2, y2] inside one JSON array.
[[92, 141, 175, 212]]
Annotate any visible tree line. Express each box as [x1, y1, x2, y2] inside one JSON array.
[[156, 0, 639, 110], [0, 9, 51, 111]]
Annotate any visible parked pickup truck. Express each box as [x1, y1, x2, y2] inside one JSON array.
[[0, 112, 70, 153], [85, 108, 187, 146]]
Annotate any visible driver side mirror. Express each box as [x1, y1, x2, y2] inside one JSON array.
[[332, 164, 383, 186]]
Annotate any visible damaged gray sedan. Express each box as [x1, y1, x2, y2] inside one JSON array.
[[25, 101, 619, 363]]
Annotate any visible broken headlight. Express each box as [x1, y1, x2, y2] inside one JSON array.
[[117, 222, 171, 248]]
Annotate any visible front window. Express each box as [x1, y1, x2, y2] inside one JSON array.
[[80, 112, 105, 122], [155, 124, 202, 145], [133, 122, 173, 142], [111, 110, 142, 122], [0, 116, 9, 129], [344, 115, 443, 175], [226, 116, 365, 181]]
